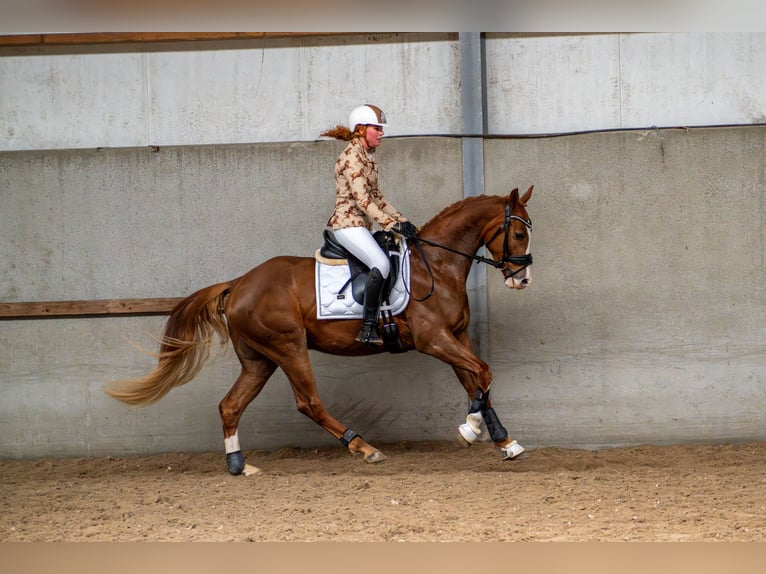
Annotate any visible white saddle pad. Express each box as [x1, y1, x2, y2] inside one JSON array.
[[315, 241, 411, 320]]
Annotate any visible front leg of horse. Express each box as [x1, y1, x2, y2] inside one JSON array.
[[458, 388, 525, 460], [432, 332, 525, 460]]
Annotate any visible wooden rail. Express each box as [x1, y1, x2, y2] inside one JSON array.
[[0, 32, 352, 48], [0, 298, 185, 319]]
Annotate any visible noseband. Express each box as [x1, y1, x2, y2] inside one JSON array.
[[405, 201, 533, 301]]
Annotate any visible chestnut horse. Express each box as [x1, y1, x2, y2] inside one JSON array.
[[106, 186, 534, 474]]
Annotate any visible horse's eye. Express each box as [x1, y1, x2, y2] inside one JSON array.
[[514, 232, 526, 240]]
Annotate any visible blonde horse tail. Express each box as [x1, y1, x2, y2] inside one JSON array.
[[105, 282, 233, 406]]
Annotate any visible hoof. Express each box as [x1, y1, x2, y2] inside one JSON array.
[[457, 423, 479, 446], [242, 463, 261, 476], [456, 429, 472, 447], [226, 451, 245, 475], [501, 440, 525, 460], [364, 450, 387, 464]]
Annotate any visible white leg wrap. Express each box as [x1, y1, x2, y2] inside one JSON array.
[[224, 432, 241, 454], [458, 411, 484, 444]]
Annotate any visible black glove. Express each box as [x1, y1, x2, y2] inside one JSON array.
[[392, 221, 418, 238]]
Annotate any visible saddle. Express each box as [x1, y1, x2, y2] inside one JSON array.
[[319, 229, 401, 306], [317, 229, 407, 353]]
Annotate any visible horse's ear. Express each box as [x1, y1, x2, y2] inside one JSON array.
[[520, 185, 533, 206], [509, 187, 520, 204]]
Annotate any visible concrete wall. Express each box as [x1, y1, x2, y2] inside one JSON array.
[[3, 33, 766, 152], [484, 126, 766, 449], [486, 33, 766, 134], [0, 33, 462, 150], [3, 127, 766, 458]]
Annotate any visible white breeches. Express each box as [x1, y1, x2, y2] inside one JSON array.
[[331, 227, 391, 278]]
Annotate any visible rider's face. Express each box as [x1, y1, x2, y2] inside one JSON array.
[[363, 125, 384, 149]]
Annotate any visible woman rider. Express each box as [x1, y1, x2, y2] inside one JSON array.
[[321, 104, 417, 345]]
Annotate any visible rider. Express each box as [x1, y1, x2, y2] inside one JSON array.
[[321, 104, 417, 346]]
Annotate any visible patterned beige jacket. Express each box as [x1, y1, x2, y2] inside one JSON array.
[[326, 138, 406, 231]]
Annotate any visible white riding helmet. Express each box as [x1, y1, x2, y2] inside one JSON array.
[[348, 104, 387, 130]]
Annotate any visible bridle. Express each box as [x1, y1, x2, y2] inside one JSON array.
[[480, 202, 533, 271], [405, 201, 533, 301]]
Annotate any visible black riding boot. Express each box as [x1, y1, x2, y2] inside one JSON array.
[[355, 267, 385, 346]]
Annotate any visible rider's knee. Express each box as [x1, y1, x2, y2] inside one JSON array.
[[375, 257, 390, 279]]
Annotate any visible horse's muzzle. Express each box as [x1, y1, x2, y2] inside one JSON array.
[[505, 272, 531, 290]]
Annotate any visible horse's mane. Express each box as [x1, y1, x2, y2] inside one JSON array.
[[419, 194, 504, 236]]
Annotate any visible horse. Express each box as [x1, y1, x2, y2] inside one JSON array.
[[105, 186, 534, 475]]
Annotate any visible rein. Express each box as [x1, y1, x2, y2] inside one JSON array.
[[405, 203, 533, 302]]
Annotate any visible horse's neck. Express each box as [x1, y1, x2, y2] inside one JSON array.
[[418, 196, 501, 278], [422, 196, 500, 251]]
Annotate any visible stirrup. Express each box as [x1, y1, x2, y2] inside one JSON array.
[[356, 324, 383, 346]]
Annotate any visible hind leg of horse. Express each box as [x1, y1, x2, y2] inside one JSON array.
[[422, 330, 525, 460], [279, 347, 387, 463], [219, 356, 278, 475]]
